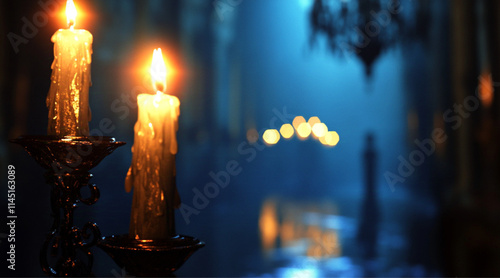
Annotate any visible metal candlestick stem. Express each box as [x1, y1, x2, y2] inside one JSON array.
[[10, 135, 125, 277]]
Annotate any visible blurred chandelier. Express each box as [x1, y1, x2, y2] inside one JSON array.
[[309, 0, 430, 77]]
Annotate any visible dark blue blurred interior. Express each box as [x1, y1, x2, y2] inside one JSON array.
[[2, 0, 500, 277]]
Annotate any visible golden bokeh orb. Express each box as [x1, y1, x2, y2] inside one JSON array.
[[308, 116, 321, 127], [312, 123, 328, 138], [325, 131, 340, 146], [263, 129, 280, 145], [280, 124, 294, 139], [297, 123, 312, 139], [292, 116, 306, 131]]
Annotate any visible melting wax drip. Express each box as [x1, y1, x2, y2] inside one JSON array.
[[46, 29, 92, 136], [125, 93, 181, 240]]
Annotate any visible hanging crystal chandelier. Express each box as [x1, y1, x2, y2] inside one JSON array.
[[309, 0, 430, 77]]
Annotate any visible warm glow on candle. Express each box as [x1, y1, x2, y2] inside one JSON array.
[[47, 0, 92, 136], [66, 0, 77, 28], [126, 48, 181, 239], [153, 92, 162, 108], [151, 48, 167, 93]]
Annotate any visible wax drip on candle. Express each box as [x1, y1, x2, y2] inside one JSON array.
[[125, 48, 180, 239], [46, 0, 92, 136]]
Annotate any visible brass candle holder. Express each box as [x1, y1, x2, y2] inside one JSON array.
[[11, 135, 203, 276], [99, 234, 205, 276], [10, 135, 125, 276]]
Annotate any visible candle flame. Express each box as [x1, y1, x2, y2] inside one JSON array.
[[150, 48, 167, 93], [66, 0, 77, 28]]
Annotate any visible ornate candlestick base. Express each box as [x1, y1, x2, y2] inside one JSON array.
[[10, 135, 125, 277], [99, 234, 205, 276]]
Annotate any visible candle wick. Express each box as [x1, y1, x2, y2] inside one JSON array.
[[68, 20, 75, 30]]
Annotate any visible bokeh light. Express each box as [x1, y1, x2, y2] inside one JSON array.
[[325, 131, 340, 146], [280, 124, 294, 139], [312, 123, 327, 138], [319, 135, 328, 145], [479, 70, 494, 108], [247, 128, 259, 144], [263, 129, 280, 145], [308, 116, 321, 127], [262, 115, 338, 147], [297, 123, 312, 139], [292, 116, 306, 131], [259, 199, 279, 251]]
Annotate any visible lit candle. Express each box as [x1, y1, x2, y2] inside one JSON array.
[[46, 0, 92, 136], [125, 48, 181, 239]]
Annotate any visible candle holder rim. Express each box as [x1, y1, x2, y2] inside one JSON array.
[[99, 234, 205, 251], [10, 135, 125, 145], [9, 134, 126, 172], [98, 234, 205, 275]]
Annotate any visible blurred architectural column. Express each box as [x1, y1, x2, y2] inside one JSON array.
[[211, 1, 241, 141], [450, 0, 477, 200], [180, 0, 214, 142]]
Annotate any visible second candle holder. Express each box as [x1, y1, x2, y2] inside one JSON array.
[[99, 234, 204, 276]]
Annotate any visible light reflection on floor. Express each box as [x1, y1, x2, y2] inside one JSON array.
[[250, 197, 438, 277]]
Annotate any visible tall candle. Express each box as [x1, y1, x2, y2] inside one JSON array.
[[46, 0, 92, 136], [125, 48, 181, 240]]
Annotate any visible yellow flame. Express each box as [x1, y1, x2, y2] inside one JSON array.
[[151, 48, 167, 93], [280, 124, 294, 139], [297, 123, 312, 139], [263, 129, 280, 145], [312, 123, 327, 138], [66, 0, 77, 27], [292, 116, 306, 131]]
